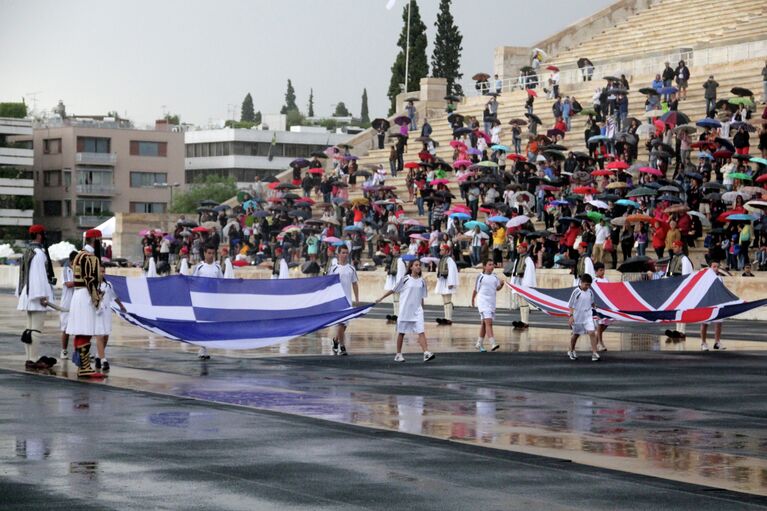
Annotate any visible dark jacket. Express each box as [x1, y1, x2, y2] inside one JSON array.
[[662, 67, 675, 82], [703, 79, 719, 99], [675, 65, 690, 82]]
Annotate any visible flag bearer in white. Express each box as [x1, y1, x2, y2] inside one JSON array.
[[567, 273, 601, 362], [192, 245, 224, 360], [471, 260, 505, 352], [328, 245, 359, 356], [376, 260, 435, 362]]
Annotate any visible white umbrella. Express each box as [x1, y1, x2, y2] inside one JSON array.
[[48, 241, 77, 262], [224, 258, 235, 279], [587, 199, 609, 210], [0, 243, 14, 259], [722, 191, 750, 203], [512, 191, 534, 204], [687, 210, 711, 227], [744, 200, 767, 213], [178, 258, 190, 275], [506, 215, 530, 228], [146, 257, 158, 277], [462, 230, 489, 239]]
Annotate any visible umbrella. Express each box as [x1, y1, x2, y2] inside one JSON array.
[[546, 65, 559, 71], [525, 89, 538, 98], [290, 158, 310, 169], [627, 214, 654, 223], [354, 170, 372, 178], [751, 157, 767, 166], [616, 199, 640, 208], [661, 111, 690, 126], [703, 193, 722, 202], [638, 87, 660, 95], [713, 149, 734, 159], [191, 226, 209, 233], [658, 185, 681, 193], [558, 217, 581, 224], [431, 178, 450, 186], [687, 210, 711, 227], [371, 118, 390, 131], [729, 172, 752, 181], [605, 161, 629, 170], [477, 160, 498, 168], [611, 217, 627, 227], [447, 112, 465, 123], [672, 125, 696, 135], [465, 220, 489, 232], [444, 94, 461, 102], [626, 187, 657, 197], [198, 199, 218, 207], [731, 87, 753, 97], [591, 169, 613, 176], [404, 96, 419, 102], [587, 199, 609, 209], [606, 181, 628, 189], [343, 225, 363, 232], [726, 214, 757, 222], [696, 118, 721, 128], [308, 168, 324, 175], [450, 212, 471, 221], [472, 72, 490, 81], [275, 182, 299, 190], [586, 211, 604, 222], [577, 107, 598, 117], [638, 166, 663, 176], [728, 97, 755, 108], [573, 186, 597, 195], [310, 151, 328, 159], [488, 215, 510, 223], [506, 215, 530, 228], [546, 128, 565, 139], [588, 135, 610, 144], [657, 194, 683, 203], [730, 121, 756, 132], [722, 191, 750, 203], [393, 115, 410, 126], [664, 204, 689, 215], [618, 256, 654, 273], [684, 171, 703, 181], [454, 127, 473, 136], [524, 113, 542, 124], [596, 193, 620, 202], [491, 144, 510, 153]]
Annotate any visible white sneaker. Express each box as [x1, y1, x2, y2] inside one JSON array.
[[713, 342, 726, 350], [60, 350, 68, 360], [394, 353, 405, 362], [197, 347, 210, 359], [490, 343, 500, 352], [567, 351, 578, 360], [701, 342, 709, 351], [591, 352, 600, 362], [475, 341, 486, 352], [423, 351, 435, 362]]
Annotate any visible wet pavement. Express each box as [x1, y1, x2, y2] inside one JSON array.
[[1, 294, 767, 508]]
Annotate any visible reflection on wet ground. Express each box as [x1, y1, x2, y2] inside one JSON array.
[[1, 294, 767, 498]]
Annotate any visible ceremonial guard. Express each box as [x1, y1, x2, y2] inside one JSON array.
[[434, 244, 458, 325], [65, 229, 105, 378], [572, 241, 595, 286], [271, 247, 290, 279], [510, 241, 537, 329], [16, 224, 56, 370], [665, 239, 693, 339], [384, 244, 406, 322]]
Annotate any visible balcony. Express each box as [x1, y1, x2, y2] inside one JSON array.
[[77, 215, 108, 227], [75, 152, 117, 165], [0, 146, 34, 166], [76, 183, 116, 196]]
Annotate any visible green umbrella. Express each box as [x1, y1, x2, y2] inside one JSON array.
[[565, 194, 584, 201], [577, 108, 598, 116], [477, 160, 498, 168], [728, 97, 755, 108], [728, 172, 752, 180], [750, 157, 767, 166], [626, 187, 657, 198], [587, 211, 603, 222]]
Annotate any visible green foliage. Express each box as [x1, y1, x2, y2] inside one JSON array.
[[170, 176, 237, 214], [281, 79, 298, 114], [225, 120, 256, 129], [0, 167, 32, 179], [241, 93, 255, 122], [308, 89, 315, 117], [360, 88, 370, 126], [285, 109, 305, 129], [0, 102, 27, 118], [15, 196, 33, 210], [333, 102, 350, 117], [387, 0, 428, 114], [431, 0, 463, 96], [318, 118, 339, 130], [254, 111, 262, 125], [164, 113, 180, 125]]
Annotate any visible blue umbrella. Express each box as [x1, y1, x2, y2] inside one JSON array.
[[464, 220, 489, 232], [343, 225, 362, 231], [242, 199, 256, 210], [449, 212, 471, 220], [402, 254, 418, 262], [551, 199, 569, 206], [467, 147, 482, 156], [726, 214, 756, 222], [696, 118, 721, 128], [250, 210, 271, 217], [616, 199, 640, 208], [332, 241, 347, 247], [490, 144, 510, 153], [588, 135, 610, 144], [657, 86, 678, 95], [697, 152, 714, 160], [488, 215, 510, 223]]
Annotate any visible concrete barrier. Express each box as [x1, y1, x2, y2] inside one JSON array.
[[3, 264, 765, 321]]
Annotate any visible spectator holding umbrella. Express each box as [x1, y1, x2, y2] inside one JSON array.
[[733, 125, 750, 155], [703, 75, 719, 116], [675, 60, 690, 101]]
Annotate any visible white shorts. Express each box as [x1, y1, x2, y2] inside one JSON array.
[[397, 318, 424, 334], [479, 309, 496, 321], [572, 319, 596, 335]]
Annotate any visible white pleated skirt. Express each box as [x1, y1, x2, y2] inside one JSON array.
[[65, 288, 98, 336]]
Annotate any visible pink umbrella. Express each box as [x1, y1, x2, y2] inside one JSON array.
[[475, 130, 491, 143], [138, 229, 151, 236], [403, 219, 423, 226], [431, 178, 450, 186], [639, 167, 663, 176], [409, 233, 428, 240], [450, 140, 467, 149], [322, 236, 341, 243], [451, 204, 471, 212], [457, 172, 477, 182], [453, 159, 472, 168]]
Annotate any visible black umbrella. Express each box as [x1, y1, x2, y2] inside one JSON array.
[[639, 87, 659, 95], [657, 194, 683, 203], [658, 185, 681, 193], [453, 127, 473, 136], [354, 170, 372, 178], [525, 113, 542, 124], [289, 209, 310, 219], [715, 137, 735, 152], [577, 58, 593, 67], [609, 87, 629, 95], [371, 118, 390, 131], [545, 143, 568, 151], [603, 75, 620, 82], [179, 220, 198, 228], [684, 171, 703, 181], [596, 193, 620, 201], [301, 261, 321, 274], [703, 192, 722, 202], [275, 182, 299, 190], [310, 151, 327, 159], [444, 94, 461, 102], [618, 256, 653, 273], [282, 192, 300, 200], [448, 112, 464, 123], [198, 199, 219, 207], [389, 133, 407, 139], [558, 217, 581, 224], [702, 182, 725, 190], [731, 87, 753, 97]]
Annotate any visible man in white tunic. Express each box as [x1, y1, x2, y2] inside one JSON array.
[[664, 239, 693, 339], [192, 245, 224, 360], [328, 245, 359, 356], [510, 241, 537, 329], [572, 241, 595, 287], [384, 244, 407, 322], [16, 224, 56, 370], [66, 229, 105, 378], [434, 244, 459, 325]]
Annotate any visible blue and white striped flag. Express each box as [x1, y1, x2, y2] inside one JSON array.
[[106, 274, 372, 349]]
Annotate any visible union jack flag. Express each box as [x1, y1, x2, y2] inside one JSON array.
[[506, 269, 767, 324]]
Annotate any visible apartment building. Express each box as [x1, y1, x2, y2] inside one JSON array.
[[0, 115, 34, 239]]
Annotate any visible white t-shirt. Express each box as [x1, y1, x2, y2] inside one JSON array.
[[393, 275, 428, 322], [60, 265, 75, 309], [193, 261, 223, 278], [329, 263, 358, 306], [568, 287, 595, 324], [474, 273, 501, 312], [595, 224, 610, 244]]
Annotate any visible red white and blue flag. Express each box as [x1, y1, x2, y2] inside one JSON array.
[[507, 269, 767, 323]]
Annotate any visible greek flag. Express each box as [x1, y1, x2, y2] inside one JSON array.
[[106, 274, 372, 349]]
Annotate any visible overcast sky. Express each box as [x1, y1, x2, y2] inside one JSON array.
[[1, 0, 614, 127]]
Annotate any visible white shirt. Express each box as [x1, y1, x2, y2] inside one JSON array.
[[568, 287, 595, 324], [16, 246, 55, 312], [60, 265, 75, 309], [475, 273, 501, 311], [435, 256, 459, 295], [595, 224, 610, 244], [192, 261, 223, 278], [393, 275, 428, 322], [329, 263, 358, 306]]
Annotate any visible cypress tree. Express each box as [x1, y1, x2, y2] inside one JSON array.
[[360, 88, 370, 125], [386, 0, 428, 114], [308, 89, 315, 117], [280, 79, 298, 114], [240, 93, 255, 122], [431, 0, 463, 96]]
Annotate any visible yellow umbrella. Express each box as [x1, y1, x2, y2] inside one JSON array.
[[606, 182, 628, 189]]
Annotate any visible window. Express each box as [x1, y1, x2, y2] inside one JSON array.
[[64, 200, 71, 217], [130, 140, 167, 157], [76, 199, 111, 215], [43, 138, 62, 154], [77, 137, 110, 153], [63, 171, 71, 188], [77, 168, 113, 187], [43, 170, 62, 187], [43, 200, 62, 217], [130, 171, 168, 188], [130, 202, 166, 214]]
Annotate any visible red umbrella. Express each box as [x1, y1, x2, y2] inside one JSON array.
[[507, 154, 527, 161], [191, 226, 209, 233], [453, 159, 472, 168], [526, 89, 537, 98], [404, 161, 421, 169], [295, 197, 315, 205], [717, 210, 741, 223], [475, 130, 491, 144], [756, 174, 767, 183], [713, 150, 733, 159], [479, 207, 493, 214], [450, 140, 467, 149], [546, 65, 559, 72], [638, 167, 663, 176], [268, 197, 283, 203], [232, 259, 249, 267], [573, 186, 598, 194], [541, 185, 560, 191], [308, 168, 324, 174], [591, 169, 613, 176], [606, 161, 629, 170], [268, 181, 281, 190], [691, 141, 716, 150]]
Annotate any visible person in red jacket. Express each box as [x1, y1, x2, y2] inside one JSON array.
[[651, 220, 668, 258], [677, 212, 693, 248], [563, 222, 581, 259]]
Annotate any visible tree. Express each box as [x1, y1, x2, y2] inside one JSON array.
[[431, 0, 463, 96], [254, 110, 262, 125], [360, 88, 370, 126], [241, 93, 255, 122], [164, 113, 180, 125], [285, 109, 305, 129], [0, 102, 27, 118], [280, 79, 298, 114], [170, 175, 237, 214], [386, 0, 428, 114], [308, 89, 315, 117], [333, 102, 350, 117]]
